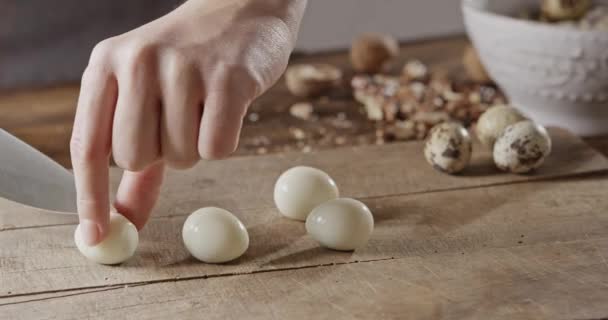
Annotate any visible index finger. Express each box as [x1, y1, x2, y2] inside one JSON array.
[[70, 65, 117, 246]]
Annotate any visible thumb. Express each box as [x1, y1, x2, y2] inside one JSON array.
[[114, 161, 165, 230]]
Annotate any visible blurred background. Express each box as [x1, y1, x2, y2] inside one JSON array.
[[0, 1, 463, 89], [1, 0, 607, 167]]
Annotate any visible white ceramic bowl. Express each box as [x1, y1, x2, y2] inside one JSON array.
[[462, 0, 608, 136]]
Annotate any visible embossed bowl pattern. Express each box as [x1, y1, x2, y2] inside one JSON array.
[[462, 0, 608, 136]]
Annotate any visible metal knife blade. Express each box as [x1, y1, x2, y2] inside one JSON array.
[[0, 129, 77, 213]]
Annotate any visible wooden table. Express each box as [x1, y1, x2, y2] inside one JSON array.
[[2, 35, 606, 165], [2, 36, 608, 319]]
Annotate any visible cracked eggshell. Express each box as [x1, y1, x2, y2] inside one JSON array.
[[350, 33, 399, 73], [306, 198, 374, 251], [274, 166, 339, 221], [424, 122, 472, 174], [493, 121, 552, 173], [475, 105, 526, 148], [182, 207, 249, 264], [74, 213, 139, 265], [541, 0, 590, 21], [285, 63, 342, 98]]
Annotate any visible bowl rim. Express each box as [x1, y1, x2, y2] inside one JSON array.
[[461, 0, 608, 37]]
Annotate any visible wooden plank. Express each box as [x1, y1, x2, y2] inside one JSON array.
[[2, 177, 608, 296], [152, 127, 607, 219], [2, 127, 607, 231], [2, 237, 608, 319], [3, 36, 608, 169]]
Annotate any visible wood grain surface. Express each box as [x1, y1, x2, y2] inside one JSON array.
[[3, 176, 608, 297], [2, 36, 607, 168], [1, 128, 606, 231], [2, 36, 608, 319], [1, 127, 608, 318], [3, 238, 608, 320]]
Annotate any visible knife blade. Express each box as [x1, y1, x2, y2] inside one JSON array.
[[0, 129, 77, 213]]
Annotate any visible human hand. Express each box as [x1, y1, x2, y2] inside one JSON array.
[[71, 0, 307, 245]]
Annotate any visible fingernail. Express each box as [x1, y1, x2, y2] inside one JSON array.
[[79, 219, 100, 246]]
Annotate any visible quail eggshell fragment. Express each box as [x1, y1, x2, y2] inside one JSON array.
[[274, 166, 340, 221], [182, 207, 249, 264], [493, 121, 552, 174], [541, 0, 590, 21], [475, 105, 526, 148], [306, 198, 374, 251], [424, 122, 472, 174], [74, 213, 139, 265]]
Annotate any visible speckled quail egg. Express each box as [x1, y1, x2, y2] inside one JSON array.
[[306, 198, 374, 251], [424, 122, 472, 174], [493, 121, 552, 174], [541, 0, 590, 21], [475, 105, 526, 148], [274, 166, 340, 221], [182, 207, 249, 263], [74, 213, 138, 265]]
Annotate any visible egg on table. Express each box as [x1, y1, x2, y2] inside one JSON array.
[[74, 213, 139, 265], [274, 166, 340, 221], [475, 104, 526, 148], [493, 121, 552, 173], [424, 122, 472, 174], [182, 207, 249, 264], [306, 198, 374, 251]]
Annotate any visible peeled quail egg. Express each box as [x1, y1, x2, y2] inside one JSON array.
[[274, 166, 339, 221], [541, 0, 590, 21], [493, 121, 552, 173], [424, 122, 472, 174], [475, 105, 526, 148], [182, 207, 249, 263], [306, 198, 374, 251], [74, 213, 138, 265]]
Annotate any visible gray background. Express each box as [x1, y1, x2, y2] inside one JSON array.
[[0, 1, 463, 89]]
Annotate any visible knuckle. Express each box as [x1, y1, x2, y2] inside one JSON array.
[[89, 38, 117, 68], [216, 62, 261, 99], [120, 41, 157, 71], [113, 156, 147, 172], [161, 49, 192, 81], [113, 151, 150, 172]]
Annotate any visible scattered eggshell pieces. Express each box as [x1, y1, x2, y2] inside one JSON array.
[[350, 33, 399, 73], [285, 63, 342, 98]]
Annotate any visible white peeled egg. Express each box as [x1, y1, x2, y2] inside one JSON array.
[[274, 166, 340, 221], [182, 207, 249, 263], [305, 198, 374, 251], [74, 213, 139, 265]]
